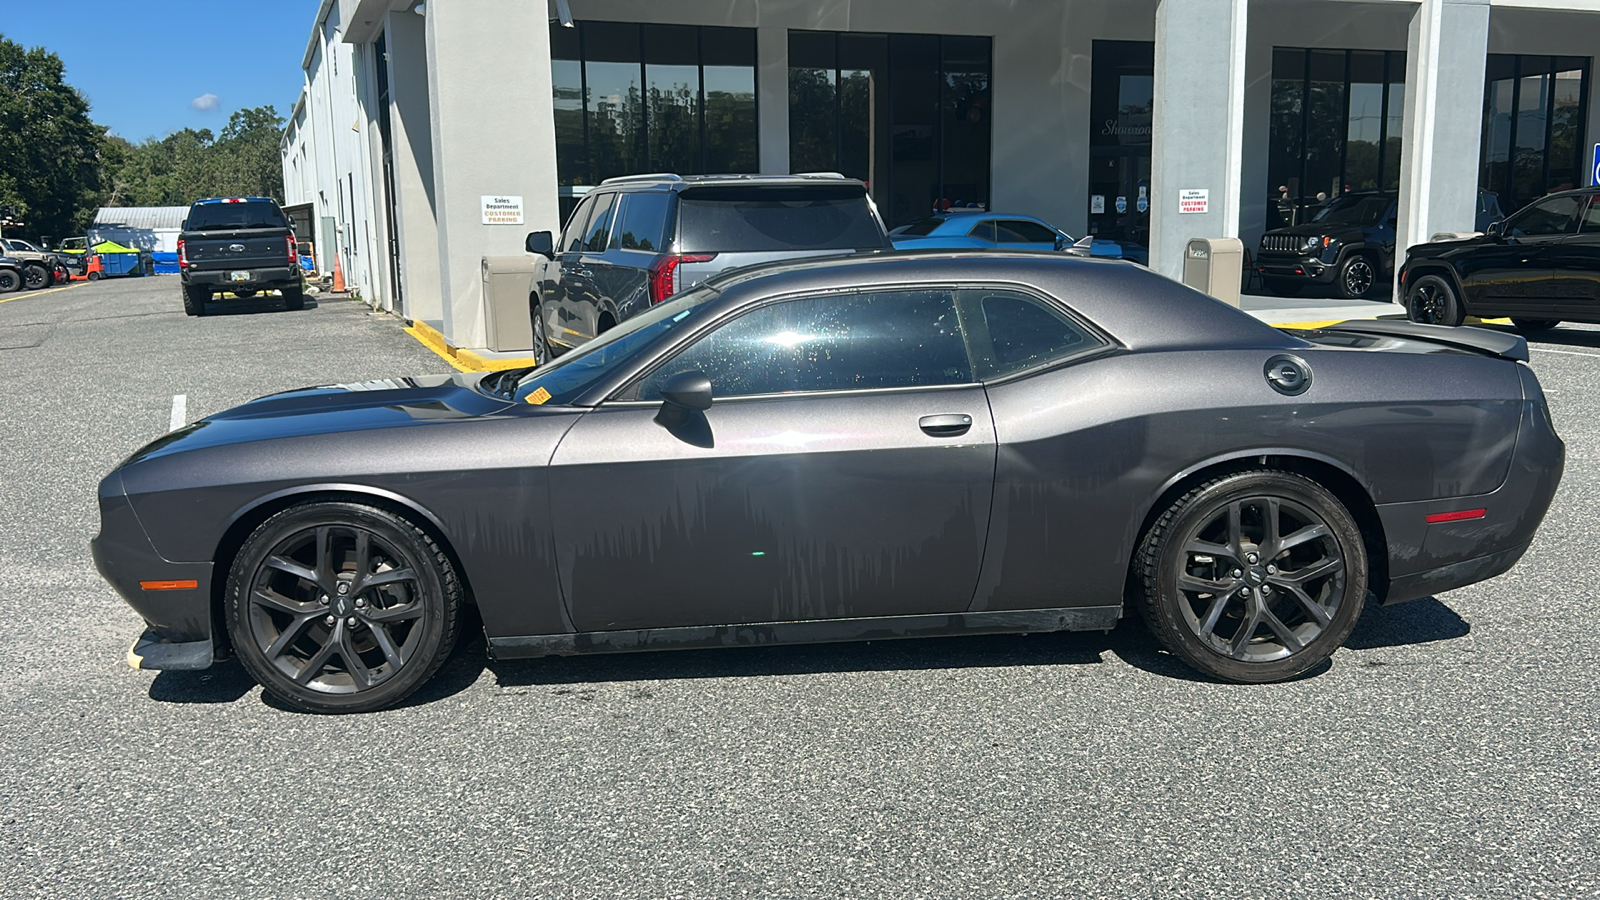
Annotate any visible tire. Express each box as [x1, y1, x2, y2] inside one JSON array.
[[233, 289, 258, 299], [530, 302, 551, 366], [22, 264, 48, 290], [1405, 274, 1464, 326], [87, 271, 101, 281], [0, 268, 18, 293], [1263, 278, 1302, 298], [282, 285, 305, 311], [1336, 254, 1377, 299], [1135, 470, 1368, 683], [182, 284, 208, 317], [226, 501, 462, 714], [1511, 318, 1560, 333]]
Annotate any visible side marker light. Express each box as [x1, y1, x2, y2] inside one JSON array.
[[1424, 509, 1486, 524], [140, 580, 199, 590]]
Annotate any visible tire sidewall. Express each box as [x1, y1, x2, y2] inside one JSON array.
[[1407, 275, 1461, 326], [0, 269, 18, 292], [226, 502, 457, 713], [1143, 471, 1368, 683], [1338, 254, 1375, 299]]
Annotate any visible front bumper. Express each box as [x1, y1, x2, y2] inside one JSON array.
[[1255, 253, 1337, 284], [91, 472, 216, 663]]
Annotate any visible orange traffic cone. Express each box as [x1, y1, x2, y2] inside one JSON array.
[[332, 253, 346, 293]]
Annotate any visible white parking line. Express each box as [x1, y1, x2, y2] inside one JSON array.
[[1530, 347, 1600, 359], [169, 394, 187, 432]]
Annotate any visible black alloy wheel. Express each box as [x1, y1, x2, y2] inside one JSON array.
[[0, 269, 18, 293], [531, 303, 550, 366], [1511, 318, 1560, 333], [22, 264, 48, 290], [1136, 470, 1367, 683], [1405, 274, 1464, 326], [227, 502, 461, 713], [1338, 255, 1376, 299]]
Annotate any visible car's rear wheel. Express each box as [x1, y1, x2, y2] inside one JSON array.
[[22, 264, 48, 290], [1136, 470, 1368, 683], [1512, 318, 1560, 333], [226, 502, 461, 713], [182, 285, 208, 317], [282, 285, 305, 311], [0, 269, 18, 293], [1405, 274, 1464, 326], [1337, 254, 1377, 299]]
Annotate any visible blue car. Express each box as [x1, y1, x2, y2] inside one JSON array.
[[890, 210, 1148, 264]]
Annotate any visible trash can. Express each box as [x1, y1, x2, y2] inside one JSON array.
[[1181, 237, 1245, 307], [480, 256, 539, 353]]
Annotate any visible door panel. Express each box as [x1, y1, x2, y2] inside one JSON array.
[[1547, 194, 1600, 317], [1460, 193, 1581, 314], [548, 387, 998, 631]]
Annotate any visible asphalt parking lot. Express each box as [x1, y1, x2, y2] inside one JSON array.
[[2, 274, 1597, 898]]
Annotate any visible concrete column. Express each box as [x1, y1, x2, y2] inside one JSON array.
[[1396, 0, 1489, 276], [386, 10, 441, 327], [1237, 25, 1275, 253], [1149, 0, 1248, 280], [757, 24, 790, 173], [424, 0, 560, 350]]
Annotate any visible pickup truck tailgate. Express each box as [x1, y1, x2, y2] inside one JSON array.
[[184, 230, 291, 269]]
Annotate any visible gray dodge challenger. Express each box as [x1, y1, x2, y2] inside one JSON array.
[[93, 253, 1563, 713]]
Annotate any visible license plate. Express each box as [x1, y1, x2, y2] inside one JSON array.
[[229, 271, 250, 282]]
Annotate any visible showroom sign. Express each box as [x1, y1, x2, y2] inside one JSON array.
[[481, 195, 524, 225]]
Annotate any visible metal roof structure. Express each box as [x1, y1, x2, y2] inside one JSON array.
[[92, 207, 189, 231]]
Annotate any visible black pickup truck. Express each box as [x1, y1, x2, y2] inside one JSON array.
[[177, 197, 303, 316]]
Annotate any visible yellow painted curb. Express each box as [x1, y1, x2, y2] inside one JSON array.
[[0, 280, 87, 304], [404, 319, 539, 372]]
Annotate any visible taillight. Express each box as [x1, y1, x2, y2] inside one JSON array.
[[177, 239, 188, 269], [647, 253, 716, 303], [286, 235, 298, 265]]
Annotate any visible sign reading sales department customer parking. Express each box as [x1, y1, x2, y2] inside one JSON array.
[[481, 196, 525, 225]]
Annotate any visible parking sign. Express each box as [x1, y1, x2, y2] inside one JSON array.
[[1592, 143, 1600, 186]]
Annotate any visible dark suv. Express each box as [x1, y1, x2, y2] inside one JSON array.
[[1255, 191, 1397, 299], [1400, 187, 1600, 332], [523, 174, 891, 363]]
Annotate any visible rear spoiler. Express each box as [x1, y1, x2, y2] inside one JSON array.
[[1316, 320, 1528, 362]]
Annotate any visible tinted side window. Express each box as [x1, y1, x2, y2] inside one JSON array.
[[582, 193, 618, 252], [639, 289, 970, 399], [967, 220, 997, 242], [616, 192, 672, 251], [1578, 195, 1600, 234], [560, 196, 596, 253], [1508, 195, 1581, 237], [995, 220, 1057, 243], [965, 289, 1103, 379]]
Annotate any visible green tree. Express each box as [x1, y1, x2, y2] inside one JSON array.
[[106, 105, 286, 207], [0, 35, 108, 239]]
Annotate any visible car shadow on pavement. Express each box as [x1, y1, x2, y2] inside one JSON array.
[[1475, 323, 1600, 350], [1343, 595, 1470, 649], [489, 629, 1111, 688], [148, 660, 257, 704], [201, 296, 320, 316]]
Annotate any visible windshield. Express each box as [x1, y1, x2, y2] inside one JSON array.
[[1311, 194, 1393, 227], [185, 201, 290, 231], [509, 286, 720, 405]]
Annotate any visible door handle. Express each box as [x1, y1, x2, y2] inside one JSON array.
[[919, 414, 973, 436]]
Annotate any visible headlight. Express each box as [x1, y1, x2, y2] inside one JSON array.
[[1302, 235, 1322, 253]]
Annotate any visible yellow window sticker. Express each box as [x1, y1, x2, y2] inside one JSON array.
[[526, 387, 553, 405]]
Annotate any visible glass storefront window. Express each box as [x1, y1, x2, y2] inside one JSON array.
[[789, 30, 990, 228], [549, 21, 758, 222], [1479, 54, 1591, 213], [1089, 41, 1154, 243]]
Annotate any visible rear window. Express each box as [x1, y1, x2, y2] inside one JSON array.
[[675, 185, 886, 253], [185, 201, 290, 231], [891, 217, 945, 237]]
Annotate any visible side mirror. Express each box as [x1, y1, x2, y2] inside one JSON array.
[[658, 370, 713, 411], [525, 230, 554, 258], [1486, 220, 1505, 238], [1054, 236, 1067, 252]]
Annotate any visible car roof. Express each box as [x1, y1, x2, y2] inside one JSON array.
[[698, 251, 1290, 353], [594, 173, 866, 192]]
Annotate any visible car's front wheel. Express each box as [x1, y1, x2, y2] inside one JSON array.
[[1405, 274, 1464, 326], [22, 264, 48, 290], [531, 301, 550, 366], [1512, 318, 1560, 333], [1135, 470, 1368, 683], [226, 502, 462, 713], [1337, 254, 1377, 299]]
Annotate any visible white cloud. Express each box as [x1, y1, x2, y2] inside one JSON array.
[[189, 93, 220, 112]]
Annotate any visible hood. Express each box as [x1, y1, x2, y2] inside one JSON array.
[[121, 372, 519, 465], [1406, 233, 1491, 259], [1262, 222, 1351, 239]]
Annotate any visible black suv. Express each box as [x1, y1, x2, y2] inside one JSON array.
[[523, 174, 891, 364], [1400, 187, 1600, 332], [1255, 191, 1397, 299]]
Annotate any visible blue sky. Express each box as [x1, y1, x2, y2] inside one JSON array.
[[2, 0, 323, 141]]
